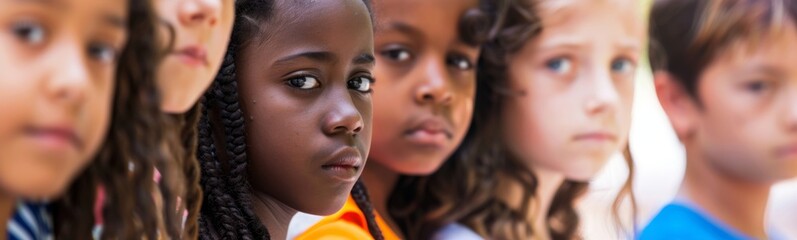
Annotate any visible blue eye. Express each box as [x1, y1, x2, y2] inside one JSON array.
[[12, 20, 45, 45], [348, 76, 373, 93], [89, 43, 118, 63], [611, 58, 634, 74], [287, 76, 320, 90], [546, 58, 572, 74]]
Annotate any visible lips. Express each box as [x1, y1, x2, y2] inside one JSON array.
[[573, 131, 617, 142], [404, 117, 454, 148], [321, 147, 363, 182], [776, 143, 797, 159], [173, 45, 208, 67], [25, 124, 82, 151]]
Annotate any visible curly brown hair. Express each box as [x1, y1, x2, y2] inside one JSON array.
[[389, 0, 637, 239], [51, 0, 183, 238]]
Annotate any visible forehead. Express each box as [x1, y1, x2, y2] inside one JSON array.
[[537, 0, 645, 38], [709, 23, 797, 73], [1, 0, 128, 25], [372, 0, 478, 40]]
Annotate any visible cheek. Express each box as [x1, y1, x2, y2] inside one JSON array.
[[451, 84, 475, 139], [501, 90, 566, 166]]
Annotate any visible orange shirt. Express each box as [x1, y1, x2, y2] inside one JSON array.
[[296, 195, 401, 240]]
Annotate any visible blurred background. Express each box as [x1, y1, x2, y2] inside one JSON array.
[[290, 1, 797, 239], [580, 62, 797, 239]]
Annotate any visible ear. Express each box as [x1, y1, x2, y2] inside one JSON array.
[[653, 71, 700, 141]]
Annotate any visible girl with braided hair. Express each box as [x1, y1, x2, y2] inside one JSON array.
[[390, 0, 647, 239], [297, 0, 492, 239], [197, 0, 376, 239], [0, 0, 176, 238]]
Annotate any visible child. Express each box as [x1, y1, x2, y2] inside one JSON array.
[[640, 0, 797, 239], [196, 0, 375, 239], [297, 0, 490, 239], [391, 0, 647, 239], [0, 0, 169, 238], [155, 0, 235, 113], [153, 0, 235, 237]]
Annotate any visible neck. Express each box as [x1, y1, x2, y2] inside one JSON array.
[[0, 192, 15, 240], [250, 190, 297, 240], [497, 166, 565, 240], [680, 145, 772, 239], [361, 160, 401, 236]]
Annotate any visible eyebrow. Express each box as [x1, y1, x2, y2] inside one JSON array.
[[17, 0, 127, 30], [385, 22, 424, 39], [15, 0, 64, 8], [353, 53, 375, 65], [274, 51, 336, 66], [103, 13, 128, 30], [274, 51, 375, 66]]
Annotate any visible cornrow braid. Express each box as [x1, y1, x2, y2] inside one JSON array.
[[197, 35, 270, 239], [198, 78, 257, 239], [197, 1, 374, 239], [351, 181, 384, 240], [216, 39, 269, 238]]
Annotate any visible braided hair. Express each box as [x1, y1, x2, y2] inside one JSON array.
[[197, 0, 374, 239], [351, 181, 384, 240]]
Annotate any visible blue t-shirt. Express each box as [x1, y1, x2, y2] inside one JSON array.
[[7, 201, 53, 240], [639, 202, 754, 240]]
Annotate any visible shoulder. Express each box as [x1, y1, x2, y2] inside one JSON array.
[[295, 196, 372, 240], [639, 203, 751, 240], [432, 223, 483, 240], [8, 201, 53, 240]]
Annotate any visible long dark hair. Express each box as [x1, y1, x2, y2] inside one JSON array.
[[197, 1, 374, 239], [51, 0, 183, 238], [389, 0, 636, 239]]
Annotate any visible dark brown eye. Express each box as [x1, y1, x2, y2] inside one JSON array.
[[348, 76, 373, 93], [287, 76, 320, 89]]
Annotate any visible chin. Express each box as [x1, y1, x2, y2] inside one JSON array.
[[305, 194, 349, 216]]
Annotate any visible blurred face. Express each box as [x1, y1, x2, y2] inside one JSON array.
[[237, 0, 374, 215], [0, 0, 127, 198], [502, 0, 644, 181], [368, 0, 480, 175], [156, 0, 234, 113], [689, 25, 797, 183]]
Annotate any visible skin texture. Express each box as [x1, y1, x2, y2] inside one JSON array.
[[656, 22, 797, 238], [234, 0, 374, 238], [0, 0, 128, 200], [156, 0, 234, 113], [497, 0, 644, 237], [359, 0, 481, 235]]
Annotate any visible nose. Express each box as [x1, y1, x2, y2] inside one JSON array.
[[414, 59, 453, 106], [178, 0, 221, 27], [584, 69, 621, 115], [323, 93, 365, 137], [47, 41, 90, 109]]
